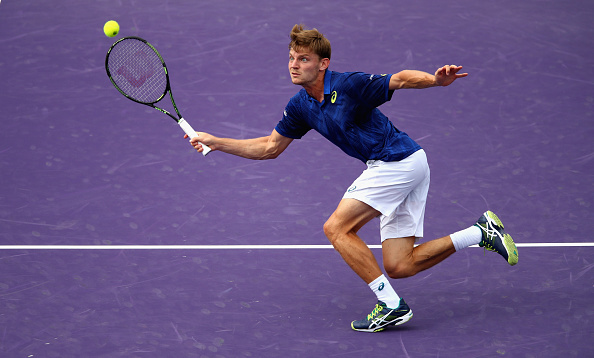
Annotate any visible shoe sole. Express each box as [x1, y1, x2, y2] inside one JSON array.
[[351, 310, 413, 333], [486, 211, 518, 266]]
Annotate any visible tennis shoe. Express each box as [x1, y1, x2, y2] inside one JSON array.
[[351, 299, 412, 333], [475, 210, 518, 266]]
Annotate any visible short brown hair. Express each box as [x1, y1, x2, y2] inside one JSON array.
[[288, 24, 331, 60]]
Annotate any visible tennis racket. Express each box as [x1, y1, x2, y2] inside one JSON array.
[[105, 36, 211, 155]]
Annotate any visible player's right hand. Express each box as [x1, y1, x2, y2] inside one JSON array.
[[184, 132, 214, 153]]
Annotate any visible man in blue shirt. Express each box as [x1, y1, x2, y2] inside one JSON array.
[[188, 24, 518, 332]]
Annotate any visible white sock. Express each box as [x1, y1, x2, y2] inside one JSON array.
[[450, 226, 482, 251], [369, 274, 400, 308]]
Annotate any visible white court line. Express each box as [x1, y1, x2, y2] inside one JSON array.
[[0, 243, 592, 250]]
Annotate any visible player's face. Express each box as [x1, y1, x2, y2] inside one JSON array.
[[288, 48, 325, 87]]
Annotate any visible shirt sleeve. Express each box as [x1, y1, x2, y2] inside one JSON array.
[[344, 72, 393, 109], [274, 96, 311, 139]]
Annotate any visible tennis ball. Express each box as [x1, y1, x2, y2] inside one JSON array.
[[103, 20, 120, 38]]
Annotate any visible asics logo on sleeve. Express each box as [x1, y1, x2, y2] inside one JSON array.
[[369, 74, 388, 80]]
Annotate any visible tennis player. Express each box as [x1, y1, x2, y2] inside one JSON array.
[[187, 24, 518, 332]]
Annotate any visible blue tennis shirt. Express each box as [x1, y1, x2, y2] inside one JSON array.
[[275, 69, 421, 163]]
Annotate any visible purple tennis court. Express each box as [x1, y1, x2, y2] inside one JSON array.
[[1, 0, 592, 357]]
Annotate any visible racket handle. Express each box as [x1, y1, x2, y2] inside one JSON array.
[[178, 118, 212, 156]]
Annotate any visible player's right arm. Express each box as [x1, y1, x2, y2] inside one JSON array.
[[186, 129, 293, 160]]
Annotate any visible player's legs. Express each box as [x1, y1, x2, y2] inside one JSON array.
[[382, 210, 519, 278], [382, 235, 456, 279], [325, 198, 414, 333], [323, 198, 383, 284]]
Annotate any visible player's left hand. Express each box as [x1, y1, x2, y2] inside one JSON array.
[[435, 65, 468, 86]]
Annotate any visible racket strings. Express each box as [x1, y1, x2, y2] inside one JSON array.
[[107, 38, 167, 104]]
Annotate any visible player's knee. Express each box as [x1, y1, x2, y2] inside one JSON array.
[[323, 218, 348, 246], [384, 261, 415, 279], [323, 219, 338, 242]]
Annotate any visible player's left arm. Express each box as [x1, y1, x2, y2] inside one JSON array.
[[389, 65, 468, 90]]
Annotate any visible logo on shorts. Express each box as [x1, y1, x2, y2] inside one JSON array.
[[378, 282, 385, 291], [347, 185, 356, 193]]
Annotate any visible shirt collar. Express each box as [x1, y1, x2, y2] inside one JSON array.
[[323, 69, 332, 95]]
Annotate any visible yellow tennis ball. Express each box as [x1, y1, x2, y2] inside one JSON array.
[[103, 20, 120, 38]]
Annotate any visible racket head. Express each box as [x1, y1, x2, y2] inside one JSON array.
[[106, 36, 169, 105]]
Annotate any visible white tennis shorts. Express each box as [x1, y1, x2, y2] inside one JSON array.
[[343, 149, 430, 242]]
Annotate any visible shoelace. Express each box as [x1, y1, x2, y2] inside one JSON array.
[[481, 241, 496, 252], [478, 220, 500, 253], [367, 304, 383, 320]]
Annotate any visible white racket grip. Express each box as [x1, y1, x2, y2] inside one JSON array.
[[178, 118, 212, 156]]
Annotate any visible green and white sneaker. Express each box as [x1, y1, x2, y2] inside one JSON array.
[[475, 210, 518, 266], [351, 299, 413, 333]]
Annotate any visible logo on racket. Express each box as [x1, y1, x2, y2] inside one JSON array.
[[116, 65, 156, 88], [115, 50, 158, 88]]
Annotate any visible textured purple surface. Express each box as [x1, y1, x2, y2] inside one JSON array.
[[1, 0, 592, 357]]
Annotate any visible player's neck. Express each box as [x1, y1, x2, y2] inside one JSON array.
[[303, 71, 326, 103]]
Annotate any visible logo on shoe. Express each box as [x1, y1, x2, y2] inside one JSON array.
[[378, 282, 384, 291]]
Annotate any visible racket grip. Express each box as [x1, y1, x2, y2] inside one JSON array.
[[178, 118, 212, 156]]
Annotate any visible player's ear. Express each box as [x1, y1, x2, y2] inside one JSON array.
[[320, 58, 330, 71]]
